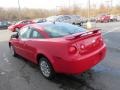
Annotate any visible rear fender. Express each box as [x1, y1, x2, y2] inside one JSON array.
[[36, 51, 55, 66]]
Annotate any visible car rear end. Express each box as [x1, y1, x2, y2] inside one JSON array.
[[43, 23, 106, 74], [53, 30, 106, 74]]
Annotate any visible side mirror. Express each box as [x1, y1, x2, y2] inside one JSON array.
[[16, 28, 20, 32], [11, 33, 19, 39]]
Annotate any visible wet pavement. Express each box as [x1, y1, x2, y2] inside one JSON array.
[[0, 22, 120, 90]]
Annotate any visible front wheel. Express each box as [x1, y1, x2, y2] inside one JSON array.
[[39, 57, 55, 80], [10, 45, 17, 56]]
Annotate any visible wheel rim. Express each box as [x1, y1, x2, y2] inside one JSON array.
[[40, 60, 50, 77], [10, 46, 14, 55]]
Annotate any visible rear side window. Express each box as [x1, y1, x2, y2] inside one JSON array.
[[30, 28, 43, 39], [63, 16, 71, 20], [45, 23, 86, 38]]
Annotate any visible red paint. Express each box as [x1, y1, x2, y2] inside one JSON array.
[[9, 23, 106, 74], [96, 15, 110, 23], [8, 20, 34, 32]]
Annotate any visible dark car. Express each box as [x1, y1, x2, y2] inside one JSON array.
[[0, 21, 10, 29]]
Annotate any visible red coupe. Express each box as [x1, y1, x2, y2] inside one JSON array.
[[8, 20, 34, 32], [96, 15, 110, 23], [9, 22, 106, 79]]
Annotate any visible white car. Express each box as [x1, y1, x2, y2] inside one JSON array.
[[117, 16, 120, 21], [109, 15, 117, 22], [69, 15, 83, 25], [46, 15, 83, 26]]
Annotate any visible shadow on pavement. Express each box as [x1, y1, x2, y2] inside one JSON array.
[[18, 55, 97, 90], [52, 71, 97, 90], [15, 54, 98, 90]]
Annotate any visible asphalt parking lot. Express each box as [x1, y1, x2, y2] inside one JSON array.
[[0, 22, 120, 90]]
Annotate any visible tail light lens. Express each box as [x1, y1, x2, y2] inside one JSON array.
[[69, 46, 77, 54]]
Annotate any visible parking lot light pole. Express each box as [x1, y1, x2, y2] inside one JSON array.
[[87, 0, 92, 29], [88, 0, 90, 19], [106, 0, 112, 15], [18, 0, 21, 20], [110, 0, 112, 14], [69, 0, 70, 8]]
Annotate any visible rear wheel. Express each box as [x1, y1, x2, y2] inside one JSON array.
[[39, 57, 55, 80]]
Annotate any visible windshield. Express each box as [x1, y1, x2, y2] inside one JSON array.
[[45, 23, 86, 38]]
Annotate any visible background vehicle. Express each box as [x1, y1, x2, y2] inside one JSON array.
[[46, 15, 72, 23], [69, 15, 84, 26], [46, 15, 83, 26], [8, 20, 34, 32], [109, 15, 117, 22], [9, 22, 106, 79], [117, 16, 120, 21], [96, 15, 110, 23], [89, 17, 96, 22], [33, 18, 46, 23], [0, 21, 10, 29]]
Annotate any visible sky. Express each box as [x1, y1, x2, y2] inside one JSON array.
[[0, 0, 119, 9]]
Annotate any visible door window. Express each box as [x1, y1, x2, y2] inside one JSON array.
[[30, 28, 43, 39], [19, 27, 31, 39], [63, 16, 71, 20]]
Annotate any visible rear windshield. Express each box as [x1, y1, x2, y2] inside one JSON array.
[[44, 23, 86, 38]]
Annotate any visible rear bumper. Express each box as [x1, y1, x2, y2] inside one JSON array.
[[53, 44, 106, 74]]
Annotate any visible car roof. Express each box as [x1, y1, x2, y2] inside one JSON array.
[[29, 22, 74, 31]]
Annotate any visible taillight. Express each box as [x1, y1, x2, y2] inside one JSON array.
[[69, 46, 77, 54]]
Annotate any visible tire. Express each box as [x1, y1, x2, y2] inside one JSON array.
[[39, 57, 55, 80], [79, 22, 82, 26], [10, 45, 17, 57]]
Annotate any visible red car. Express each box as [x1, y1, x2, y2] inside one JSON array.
[[9, 22, 106, 79], [8, 20, 34, 32], [96, 15, 110, 23]]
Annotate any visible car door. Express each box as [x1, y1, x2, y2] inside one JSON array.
[[23, 28, 44, 62], [15, 26, 32, 57]]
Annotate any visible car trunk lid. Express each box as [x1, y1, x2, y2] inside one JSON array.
[[65, 29, 103, 55]]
